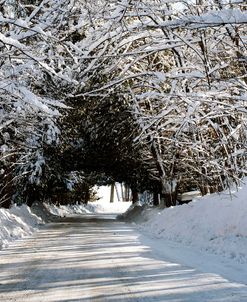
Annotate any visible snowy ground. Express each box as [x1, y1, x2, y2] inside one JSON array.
[[135, 184, 247, 265], [0, 182, 246, 289], [0, 200, 131, 250], [1, 214, 247, 302], [47, 201, 132, 217], [0, 205, 44, 249]]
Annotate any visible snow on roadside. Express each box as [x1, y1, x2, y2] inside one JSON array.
[[46, 203, 91, 217], [136, 181, 247, 264], [0, 205, 44, 249], [0, 199, 130, 250], [86, 201, 132, 214], [46, 201, 132, 216]]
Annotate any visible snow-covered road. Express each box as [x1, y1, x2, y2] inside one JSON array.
[[0, 214, 247, 302]]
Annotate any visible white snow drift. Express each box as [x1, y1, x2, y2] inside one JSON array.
[[47, 201, 132, 216], [0, 205, 44, 249], [136, 181, 247, 264], [0, 201, 131, 250]]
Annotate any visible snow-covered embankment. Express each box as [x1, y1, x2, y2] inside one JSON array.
[[0, 205, 44, 249], [0, 201, 132, 250], [132, 183, 247, 264], [46, 201, 132, 216]]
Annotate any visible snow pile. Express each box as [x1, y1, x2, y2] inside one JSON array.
[[137, 183, 247, 264], [118, 204, 159, 223], [46, 203, 91, 217], [0, 205, 44, 249], [46, 201, 132, 216], [0, 200, 131, 250], [86, 201, 132, 214], [31, 202, 63, 222]]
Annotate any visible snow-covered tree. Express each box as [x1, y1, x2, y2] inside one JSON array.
[[76, 0, 247, 205], [0, 0, 79, 206]]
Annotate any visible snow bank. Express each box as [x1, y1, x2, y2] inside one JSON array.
[[46, 201, 132, 216], [31, 202, 61, 222], [46, 203, 91, 216], [86, 201, 132, 214], [0, 200, 130, 250], [118, 204, 160, 223], [0, 205, 44, 249], [132, 182, 247, 264]]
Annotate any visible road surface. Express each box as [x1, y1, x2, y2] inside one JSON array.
[[0, 214, 247, 301]]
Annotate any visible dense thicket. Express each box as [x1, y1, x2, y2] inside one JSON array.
[[0, 0, 246, 207]]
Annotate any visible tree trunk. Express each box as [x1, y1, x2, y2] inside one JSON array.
[[153, 192, 160, 206], [121, 183, 125, 201], [162, 192, 177, 208], [115, 183, 121, 202], [132, 190, 139, 204], [84, 188, 90, 204], [199, 185, 210, 196], [124, 184, 130, 201], [110, 183, 115, 203]]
